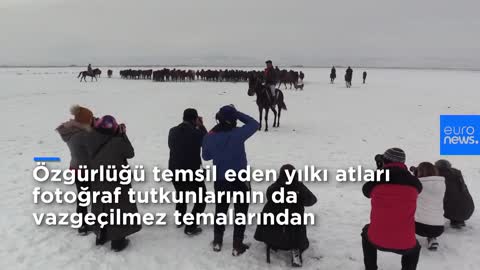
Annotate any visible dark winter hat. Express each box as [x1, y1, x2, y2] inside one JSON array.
[[183, 108, 198, 122], [435, 159, 452, 169], [216, 105, 237, 124], [94, 115, 119, 133], [265, 60, 272, 64], [383, 147, 406, 163]]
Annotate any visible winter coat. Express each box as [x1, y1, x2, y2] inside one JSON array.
[[264, 67, 276, 85], [254, 177, 317, 251], [415, 176, 446, 226], [345, 68, 353, 82], [363, 163, 422, 251], [330, 68, 336, 79], [86, 130, 141, 241], [439, 167, 475, 221], [363, 72, 367, 79], [168, 121, 207, 171], [202, 112, 259, 188], [56, 120, 92, 169]]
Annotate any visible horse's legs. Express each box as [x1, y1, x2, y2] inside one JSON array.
[[258, 106, 263, 131], [271, 106, 278, 127], [277, 105, 282, 127], [264, 108, 269, 132]]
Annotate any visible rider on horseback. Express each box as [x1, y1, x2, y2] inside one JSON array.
[[264, 60, 277, 103], [87, 64, 93, 76]]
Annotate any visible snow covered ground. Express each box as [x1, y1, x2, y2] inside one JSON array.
[[1, 67, 479, 270]]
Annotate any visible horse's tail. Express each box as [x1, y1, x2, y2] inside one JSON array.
[[77, 72, 82, 78], [278, 92, 287, 110], [279, 99, 287, 110]]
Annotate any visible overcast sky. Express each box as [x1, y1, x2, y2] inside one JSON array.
[[1, 0, 479, 68]]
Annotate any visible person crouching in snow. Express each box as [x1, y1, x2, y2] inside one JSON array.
[[86, 115, 141, 252], [435, 160, 475, 229], [362, 148, 422, 270], [410, 162, 445, 251], [202, 105, 259, 256], [56, 105, 94, 235], [254, 164, 317, 267]]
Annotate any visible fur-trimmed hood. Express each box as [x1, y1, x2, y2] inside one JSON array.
[[56, 119, 92, 142]]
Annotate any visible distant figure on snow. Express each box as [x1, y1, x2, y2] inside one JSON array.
[[254, 164, 317, 267], [345, 66, 353, 88], [330, 66, 336, 83], [87, 64, 92, 75], [363, 71, 367, 84], [264, 60, 277, 102]]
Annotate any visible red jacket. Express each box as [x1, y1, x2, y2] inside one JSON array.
[[363, 163, 422, 251]]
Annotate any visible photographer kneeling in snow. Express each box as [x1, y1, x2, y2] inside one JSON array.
[[254, 164, 317, 267], [87, 115, 141, 252], [411, 162, 445, 251], [202, 105, 259, 256], [435, 160, 475, 229], [362, 148, 422, 270]]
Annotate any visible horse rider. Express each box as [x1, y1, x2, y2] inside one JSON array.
[[264, 60, 277, 103], [87, 64, 93, 76]]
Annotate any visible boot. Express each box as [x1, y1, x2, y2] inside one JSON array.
[[451, 220, 465, 229], [111, 238, 130, 252], [291, 249, 302, 267], [78, 225, 90, 236], [95, 230, 107, 246], [213, 233, 223, 252], [185, 226, 202, 236], [427, 237, 439, 251], [232, 239, 249, 256]]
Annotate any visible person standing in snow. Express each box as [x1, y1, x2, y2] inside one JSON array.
[[168, 108, 208, 236], [362, 148, 422, 270], [363, 71, 367, 84], [86, 115, 141, 252], [202, 105, 259, 256], [264, 60, 277, 102], [411, 162, 446, 251], [254, 164, 317, 267], [435, 160, 475, 228], [56, 105, 94, 235], [345, 66, 353, 88]]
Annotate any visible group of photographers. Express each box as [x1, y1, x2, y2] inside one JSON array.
[[57, 105, 474, 269], [365, 148, 474, 270]]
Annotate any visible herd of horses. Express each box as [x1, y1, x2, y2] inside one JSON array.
[[76, 67, 303, 131]]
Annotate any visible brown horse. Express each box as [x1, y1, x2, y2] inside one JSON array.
[[248, 75, 287, 131], [78, 68, 101, 82]]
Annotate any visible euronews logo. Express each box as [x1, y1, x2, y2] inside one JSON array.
[[440, 115, 480, 155]]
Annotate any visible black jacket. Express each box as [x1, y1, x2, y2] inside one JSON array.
[[439, 167, 475, 221], [264, 67, 277, 85], [168, 122, 207, 171], [87, 131, 141, 241], [254, 176, 317, 251]]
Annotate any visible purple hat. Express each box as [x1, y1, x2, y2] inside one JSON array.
[[95, 115, 119, 132]]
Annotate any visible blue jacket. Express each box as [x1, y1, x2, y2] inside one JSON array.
[[202, 112, 259, 185]]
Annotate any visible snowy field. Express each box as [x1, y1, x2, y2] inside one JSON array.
[[1, 67, 479, 270]]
